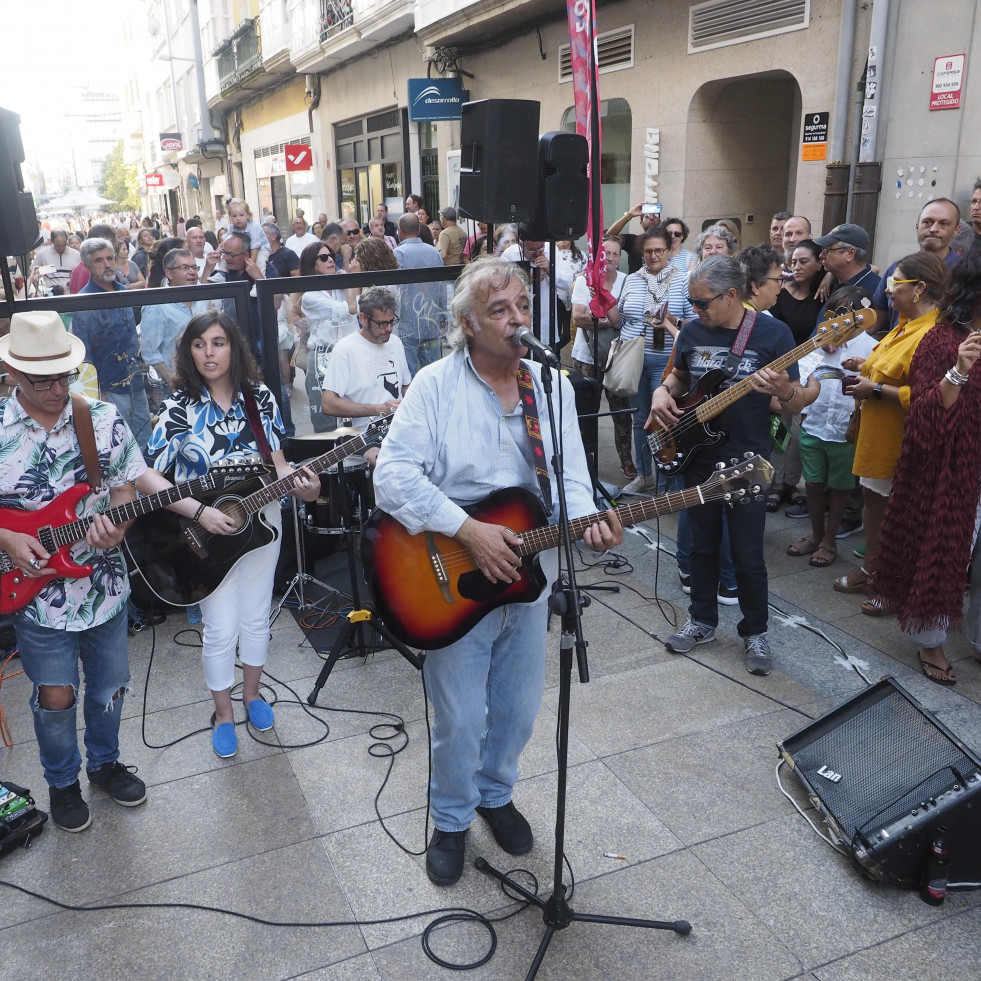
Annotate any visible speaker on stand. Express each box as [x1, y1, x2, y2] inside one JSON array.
[[0, 107, 41, 304], [779, 677, 981, 891]]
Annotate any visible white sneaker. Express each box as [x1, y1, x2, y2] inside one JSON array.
[[621, 474, 655, 496]]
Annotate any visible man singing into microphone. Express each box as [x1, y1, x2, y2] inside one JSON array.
[[373, 259, 622, 886]]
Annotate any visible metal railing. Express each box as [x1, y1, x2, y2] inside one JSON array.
[[217, 19, 264, 93], [319, 0, 353, 42]]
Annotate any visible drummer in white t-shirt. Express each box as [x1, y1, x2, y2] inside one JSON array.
[[321, 285, 411, 464]]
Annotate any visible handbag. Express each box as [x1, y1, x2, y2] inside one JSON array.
[[603, 332, 645, 398]]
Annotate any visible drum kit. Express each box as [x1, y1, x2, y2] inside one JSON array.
[[274, 424, 375, 616]]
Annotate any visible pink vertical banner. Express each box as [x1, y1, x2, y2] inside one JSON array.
[[566, 0, 614, 318]]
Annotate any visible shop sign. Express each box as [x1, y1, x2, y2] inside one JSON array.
[[145, 173, 165, 188], [408, 77, 469, 122], [285, 145, 312, 171], [930, 54, 965, 110], [159, 132, 183, 151], [801, 111, 829, 161]]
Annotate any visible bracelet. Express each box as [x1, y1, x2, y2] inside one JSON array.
[[945, 366, 969, 386], [776, 385, 797, 404], [193, 503, 206, 522]]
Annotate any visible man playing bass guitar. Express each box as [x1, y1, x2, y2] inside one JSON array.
[[372, 259, 622, 887], [648, 255, 810, 676]]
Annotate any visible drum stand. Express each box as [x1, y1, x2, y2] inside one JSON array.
[[270, 495, 339, 625], [307, 461, 422, 705]]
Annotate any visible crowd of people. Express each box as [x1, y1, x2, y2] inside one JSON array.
[[3, 178, 981, 895]]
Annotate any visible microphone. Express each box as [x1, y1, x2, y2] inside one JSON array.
[[511, 326, 560, 368]]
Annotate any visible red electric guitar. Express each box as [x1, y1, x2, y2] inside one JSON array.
[[0, 462, 269, 614], [362, 455, 773, 649]]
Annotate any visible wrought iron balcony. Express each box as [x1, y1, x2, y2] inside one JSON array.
[[319, 0, 353, 43], [217, 18, 264, 93]]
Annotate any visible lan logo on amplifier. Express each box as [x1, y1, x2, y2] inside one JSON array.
[[817, 765, 843, 783]]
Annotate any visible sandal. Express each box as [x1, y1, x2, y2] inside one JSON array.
[[788, 491, 807, 508], [787, 536, 820, 557], [833, 567, 870, 593], [861, 595, 896, 617], [809, 544, 838, 568], [766, 489, 783, 513], [621, 460, 638, 479], [918, 649, 956, 687]]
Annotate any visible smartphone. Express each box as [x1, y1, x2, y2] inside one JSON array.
[[651, 301, 668, 350], [642, 203, 662, 215]]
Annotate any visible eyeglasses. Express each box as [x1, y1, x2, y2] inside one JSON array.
[[168, 264, 199, 273], [643, 247, 668, 257], [24, 371, 80, 391], [690, 292, 726, 312], [821, 245, 852, 255], [764, 276, 784, 284], [316, 253, 335, 263], [668, 230, 684, 238], [367, 315, 399, 330], [219, 249, 245, 258], [886, 276, 918, 290]]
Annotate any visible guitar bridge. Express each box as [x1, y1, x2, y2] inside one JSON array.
[[424, 532, 455, 606], [182, 522, 210, 560]]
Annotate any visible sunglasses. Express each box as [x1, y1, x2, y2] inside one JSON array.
[[691, 292, 726, 312], [316, 253, 335, 262], [668, 230, 684, 238], [345, 230, 360, 236], [886, 276, 918, 291]]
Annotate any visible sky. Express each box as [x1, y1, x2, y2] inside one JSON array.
[[1, 2, 133, 180]]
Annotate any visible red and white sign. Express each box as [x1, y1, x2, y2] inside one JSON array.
[[145, 173, 165, 188], [930, 54, 965, 111], [284, 144, 312, 172]]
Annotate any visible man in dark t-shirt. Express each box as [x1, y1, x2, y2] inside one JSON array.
[[650, 256, 805, 677]]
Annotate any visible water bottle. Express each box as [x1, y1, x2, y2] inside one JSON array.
[[920, 836, 949, 906]]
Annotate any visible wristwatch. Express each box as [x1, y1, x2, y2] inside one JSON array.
[[872, 383, 884, 400]]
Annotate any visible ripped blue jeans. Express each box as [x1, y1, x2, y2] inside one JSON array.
[[13, 610, 130, 788]]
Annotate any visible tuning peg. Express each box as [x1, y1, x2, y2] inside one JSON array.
[[716, 461, 726, 470]]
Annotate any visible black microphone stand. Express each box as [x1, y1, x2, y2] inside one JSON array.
[[475, 318, 690, 980]]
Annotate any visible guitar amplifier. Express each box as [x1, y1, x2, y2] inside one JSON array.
[[778, 677, 981, 888]]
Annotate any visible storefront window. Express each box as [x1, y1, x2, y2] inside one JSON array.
[[335, 108, 408, 222]]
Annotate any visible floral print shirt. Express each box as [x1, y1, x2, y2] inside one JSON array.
[[0, 393, 146, 630]]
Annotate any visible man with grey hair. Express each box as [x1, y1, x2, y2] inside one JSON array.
[[71, 238, 151, 444], [812, 223, 880, 322], [139, 249, 210, 393], [321, 286, 410, 461], [372, 258, 622, 886], [69, 223, 117, 293], [31, 229, 81, 294], [285, 215, 318, 256], [650, 254, 807, 676]]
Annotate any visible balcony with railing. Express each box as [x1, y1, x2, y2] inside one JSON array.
[[320, 0, 354, 42], [290, 0, 412, 72], [207, 18, 274, 108]]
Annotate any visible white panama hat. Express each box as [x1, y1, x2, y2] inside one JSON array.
[[0, 310, 86, 374]]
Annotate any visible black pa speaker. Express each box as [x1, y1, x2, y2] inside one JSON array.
[[528, 131, 589, 240], [778, 677, 981, 888], [459, 99, 539, 224], [0, 107, 40, 256]]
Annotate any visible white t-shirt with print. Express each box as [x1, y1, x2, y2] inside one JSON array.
[[321, 330, 411, 428]]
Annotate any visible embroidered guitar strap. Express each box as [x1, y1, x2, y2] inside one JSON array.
[[723, 309, 759, 379], [516, 363, 552, 513]]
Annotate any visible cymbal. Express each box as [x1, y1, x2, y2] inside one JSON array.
[[321, 426, 363, 439]]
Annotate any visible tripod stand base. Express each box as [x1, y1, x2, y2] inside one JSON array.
[[475, 856, 690, 980]]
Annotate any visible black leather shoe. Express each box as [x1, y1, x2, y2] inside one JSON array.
[[426, 829, 467, 885], [475, 801, 533, 855]]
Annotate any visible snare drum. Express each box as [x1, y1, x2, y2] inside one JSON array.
[[305, 455, 375, 534]]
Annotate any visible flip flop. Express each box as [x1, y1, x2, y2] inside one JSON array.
[[787, 536, 821, 556], [809, 544, 838, 568], [833, 568, 870, 593], [918, 650, 956, 687]]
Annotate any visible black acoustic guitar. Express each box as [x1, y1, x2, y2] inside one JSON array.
[[646, 307, 872, 475], [125, 414, 392, 606], [362, 456, 772, 649]]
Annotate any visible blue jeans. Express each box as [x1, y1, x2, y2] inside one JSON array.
[[684, 457, 769, 636], [676, 509, 737, 591], [632, 349, 670, 477], [423, 593, 548, 831], [105, 378, 151, 449], [402, 336, 442, 377], [13, 611, 131, 788]]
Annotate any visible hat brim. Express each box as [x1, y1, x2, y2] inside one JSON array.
[[812, 234, 838, 248], [0, 331, 87, 374]]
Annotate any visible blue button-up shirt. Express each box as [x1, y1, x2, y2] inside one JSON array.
[[139, 299, 211, 373], [71, 279, 142, 390]]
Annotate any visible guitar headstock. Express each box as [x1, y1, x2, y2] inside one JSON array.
[[814, 304, 873, 348], [209, 461, 272, 487], [701, 454, 775, 505], [364, 411, 395, 447]]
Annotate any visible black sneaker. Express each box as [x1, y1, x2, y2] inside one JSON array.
[[426, 828, 468, 885], [87, 761, 147, 807], [49, 781, 92, 832], [476, 801, 533, 855], [679, 574, 692, 594], [717, 585, 739, 606]]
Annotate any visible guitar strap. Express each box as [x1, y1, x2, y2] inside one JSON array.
[[70, 394, 103, 491], [241, 391, 275, 466], [723, 309, 759, 379], [516, 363, 552, 513]]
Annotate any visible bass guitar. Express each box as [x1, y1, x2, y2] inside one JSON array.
[[125, 413, 394, 606], [362, 455, 773, 649], [0, 461, 269, 614], [646, 306, 873, 475]]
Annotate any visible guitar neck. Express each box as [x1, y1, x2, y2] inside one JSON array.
[[515, 485, 713, 556], [52, 475, 214, 550], [695, 321, 861, 423]]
